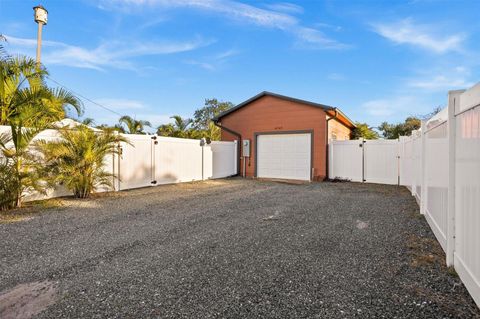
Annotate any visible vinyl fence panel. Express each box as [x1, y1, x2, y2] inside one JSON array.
[[454, 86, 480, 308], [412, 131, 423, 202], [399, 136, 413, 187], [424, 121, 449, 251], [154, 136, 204, 185], [211, 141, 238, 178], [118, 134, 153, 190], [328, 140, 363, 182], [363, 140, 399, 185]]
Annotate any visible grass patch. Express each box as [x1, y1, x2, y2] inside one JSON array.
[[0, 198, 66, 224], [407, 234, 445, 268], [447, 266, 459, 278]]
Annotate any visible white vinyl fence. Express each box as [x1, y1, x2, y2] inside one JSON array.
[[329, 139, 399, 185], [330, 83, 480, 307], [116, 135, 237, 191], [0, 126, 238, 200]]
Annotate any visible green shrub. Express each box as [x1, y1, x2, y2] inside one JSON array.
[[39, 126, 128, 198], [0, 160, 19, 210]]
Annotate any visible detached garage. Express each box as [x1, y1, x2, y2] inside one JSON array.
[[213, 91, 355, 181]]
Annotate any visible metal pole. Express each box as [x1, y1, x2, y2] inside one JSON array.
[[36, 22, 43, 65]]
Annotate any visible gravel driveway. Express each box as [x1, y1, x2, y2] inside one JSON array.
[[0, 178, 479, 318]]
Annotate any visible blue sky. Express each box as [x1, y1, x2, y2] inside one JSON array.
[[1, 0, 479, 131]]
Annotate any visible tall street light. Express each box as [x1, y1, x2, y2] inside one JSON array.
[[33, 5, 48, 65]]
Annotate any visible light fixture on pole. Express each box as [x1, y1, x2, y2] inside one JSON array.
[[33, 5, 48, 65]]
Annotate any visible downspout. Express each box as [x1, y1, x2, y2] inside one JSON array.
[[325, 108, 338, 180], [212, 119, 242, 176]]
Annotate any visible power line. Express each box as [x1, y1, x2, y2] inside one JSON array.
[[46, 76, 124, 117]]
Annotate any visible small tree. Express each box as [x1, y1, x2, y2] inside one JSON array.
[[378, 117, 421, 139], [192, 98, 233, 140], [0, 160, 19, 210], [38, 126, 128, 198], [351, 122, 379, 140]]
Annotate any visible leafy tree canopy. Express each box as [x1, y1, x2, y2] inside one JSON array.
[[351, 122, 379, 140], [378, 116, 421, 139], [118, 115, 151, 134], [192, 98, 233, 131]]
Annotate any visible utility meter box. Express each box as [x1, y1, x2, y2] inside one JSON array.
[[242, 139, 250, 157]]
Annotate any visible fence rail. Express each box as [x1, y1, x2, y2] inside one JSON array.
[[330, 82, 480, 307]]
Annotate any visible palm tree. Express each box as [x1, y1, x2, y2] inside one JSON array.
[[171, 115, 191, 134], [118, 115, 151, 134], [0, 160, 19, 210], [0, 53, 82, 207], [38, 125, 129, 198], [156, 116, 196, 138], [156, 123, 175, 137], [0, 34, 7, 60], [81, 117, 95, 126]]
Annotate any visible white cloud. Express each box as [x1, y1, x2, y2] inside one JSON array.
[[4, 34, 213, 70], [185, 48, 240, 71], [264, 2, 304, 14], [407, 66, 474, 91], [184, 60, 215, 70], [372, 18, 465, 53], [214, 49, 240, 60], [361, 96, 422, 118], [328, 73, 345, 81], [93, 98, 147, 109], [293, 27, 349, 49], [408, 75, 473, 91], [100, 0, 347, 49]]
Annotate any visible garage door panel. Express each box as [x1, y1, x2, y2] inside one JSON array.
[[257, 133, 311, 181]]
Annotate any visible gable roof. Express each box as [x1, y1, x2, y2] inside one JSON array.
[[213, 91, 334, 121], [212, 91, 355, 128]]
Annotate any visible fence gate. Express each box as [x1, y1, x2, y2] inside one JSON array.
[[329, 139, 399, 185]]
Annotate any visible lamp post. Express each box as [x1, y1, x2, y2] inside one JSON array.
[[33, 5, 48, 65]]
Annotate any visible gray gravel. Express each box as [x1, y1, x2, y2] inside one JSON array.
[[0, 178, 479, 318]]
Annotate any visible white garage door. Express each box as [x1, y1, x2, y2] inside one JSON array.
[[257, 133, 311, 181]]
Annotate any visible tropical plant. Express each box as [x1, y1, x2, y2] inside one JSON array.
[[192, 98, 233, 140], [156, 123, 175, 137], [0, 160, 19, 210], [95, 123, 125, 133], [118, 115, 151, 134], [38, 125, 128, 198], [157, 115, 194, 138], [0, 49, 82, 207], [351, 122, 379, 140], [81, 117, 95, 126], [171, 115, 192, 137], [0, 35, 6, 60]]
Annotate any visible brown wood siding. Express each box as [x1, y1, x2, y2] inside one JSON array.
[[328, 116, 352, 140], [219, 95, 329, 180]]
